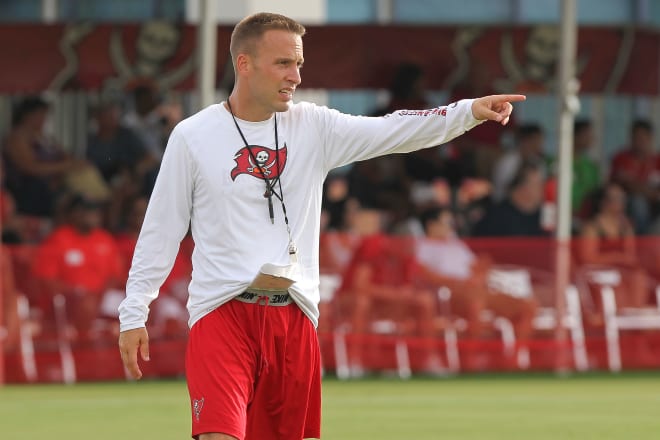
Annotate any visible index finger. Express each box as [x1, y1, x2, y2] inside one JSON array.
[[492, 94, 527, 103]]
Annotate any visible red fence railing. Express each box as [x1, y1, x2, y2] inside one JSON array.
[[2, 236, 659, 383]]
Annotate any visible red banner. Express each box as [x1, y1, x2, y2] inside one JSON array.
[[1, 23, 658, 94]]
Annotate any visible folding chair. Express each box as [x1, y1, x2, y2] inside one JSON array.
[[329, 279, 458, 379], [584, 268, 660, 372], [52, 294, 77, 384], [328, 290, 416, 379], [333, 315, 455, 379], [487, 265, 588, 371], [530, 284, 588, 371], [16, 295, 38, 382], [435, 287, 479, 373], [13, 293, 78, 383]]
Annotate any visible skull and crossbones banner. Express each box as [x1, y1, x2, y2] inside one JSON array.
[[0, 24, 656, 95], [230, 145, 288, 182]]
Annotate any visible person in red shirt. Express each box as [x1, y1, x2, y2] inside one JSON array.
[[337, 234, 440, 375], [579, 182, 651, 310], [610, 119, 660, 233], [32, 194, 123, 342]]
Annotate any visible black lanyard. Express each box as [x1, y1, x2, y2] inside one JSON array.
[[227, 100, 290, 234]]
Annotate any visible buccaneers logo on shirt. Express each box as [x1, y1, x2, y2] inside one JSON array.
[[230, 145, 288, 181]]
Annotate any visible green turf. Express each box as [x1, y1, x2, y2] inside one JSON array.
[[1, 374, 659, 439]]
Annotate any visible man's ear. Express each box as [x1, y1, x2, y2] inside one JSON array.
[[235, 53, 251, 75]]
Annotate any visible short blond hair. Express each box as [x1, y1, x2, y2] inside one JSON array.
[[230, 12, 306, 65]]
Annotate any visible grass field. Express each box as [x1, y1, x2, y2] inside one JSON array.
[[1, 373, 659, 439]]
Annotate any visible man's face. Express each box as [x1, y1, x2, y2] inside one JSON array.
[[71, 206, 102, 234], [631, 127, 653, 156], [27, 108, 49, 131], [520, 169, 544, 208], [97, 105, 120, 130], [575, 126, 593, 151], [522, 132, 544, 156], [245, 30, 303, 116], [603, 184, 626, 216], [429, 212, 454, 239]]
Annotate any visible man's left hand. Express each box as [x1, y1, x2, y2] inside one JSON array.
[[471, 94, 526, 126]]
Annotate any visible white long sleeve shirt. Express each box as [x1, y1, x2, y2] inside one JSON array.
[[118, 99, 483, 331], [416, 236, 476, 280]]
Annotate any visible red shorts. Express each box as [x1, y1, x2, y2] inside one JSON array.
[[185, 296, 322, 440]]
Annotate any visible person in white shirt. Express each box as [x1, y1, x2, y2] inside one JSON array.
[[118, 12, 525, 440], [416, 206, 538, 370]]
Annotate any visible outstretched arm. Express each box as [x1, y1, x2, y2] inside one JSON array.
[[471, 94, 526, 126], [319, 95, 526, 172]]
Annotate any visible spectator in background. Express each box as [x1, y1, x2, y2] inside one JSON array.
[[346, 155, 411, 214], [321, 174, 352, 231], [473, 162, 548, 237], [123, 84, 180, 161], [338, 233, 441, 375], [403, 144, 449, 185], [650, 215, 660, 236], [373, 63, 455, 188], [570, 119, 601, 213], [87, 99, 153, 186], [544, 119, 602, 232], [579, 182, 651, 309], [492, 123, 546, 202], [453, 178, 493, 236], [345, 63, 428, 219], [610, 119, 660, 233], [87, 99, 155, 230], [318, 207, 383, 336], [123, 84, 182, 196], [320, 207, 384, 275], [3, 97, 85, 219], [416, 206, 537, 369], [32, 194, 124, 343], [572, 119, 601, 212], [1, 163, 23, 243], [371, 63, 429, 116]]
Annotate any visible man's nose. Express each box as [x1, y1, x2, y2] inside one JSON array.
[[288, 66, 301, 86]]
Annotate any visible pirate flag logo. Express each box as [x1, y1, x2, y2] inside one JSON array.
[[192, 397, 204, 422], [230, 145, 288, 181]]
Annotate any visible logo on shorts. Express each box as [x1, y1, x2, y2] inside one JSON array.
[[192, 397, 204, 422]]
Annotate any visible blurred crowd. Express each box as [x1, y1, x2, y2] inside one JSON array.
[[1, 67, 659, 373], [1, 84, 190, 352], [321, 64, 660, 239], [314, 64, 659, 374]]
